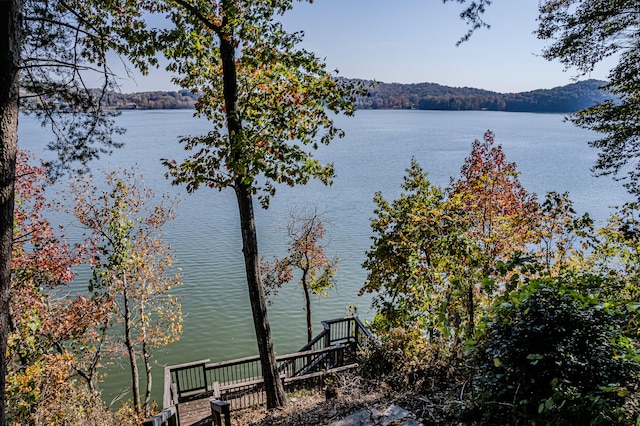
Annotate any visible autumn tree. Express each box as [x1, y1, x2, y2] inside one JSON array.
[[69, 168, 183, 416], [451, 130, 539, 269], [360, 159, 473, 357], [9, 153, 183, 423], [8, 151, 116, 423], [363, 131, 539, 352], [262, 208, 338, 343], [158, 0, 363, 408], [0, 0, 160, 419], [448, 130, 539, 335]]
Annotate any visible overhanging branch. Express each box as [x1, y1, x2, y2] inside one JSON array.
[[172, 0, 222, 36]]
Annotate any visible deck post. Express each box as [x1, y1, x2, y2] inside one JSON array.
[[354, 319, 359, 346], [210, 398, 231, 426], [323, 322, 331, 348], [142, 406, 177, 426], [334, 343, 344, 367]]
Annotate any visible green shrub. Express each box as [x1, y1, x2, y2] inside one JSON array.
[[358, 323, 472, 392], [470, 279, 640, 425]]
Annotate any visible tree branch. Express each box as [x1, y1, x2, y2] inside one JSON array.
[[20, 58, 111, 74], [172, 0, 222, 36]]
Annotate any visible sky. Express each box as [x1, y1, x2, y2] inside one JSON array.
[[114, 0, 615, 94]]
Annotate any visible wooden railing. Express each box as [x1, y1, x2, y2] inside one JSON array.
[[147, 316, 373, 424], [141, 405, 177, 426], [296, 317, 373, 355], [169, 359, 211, 402]]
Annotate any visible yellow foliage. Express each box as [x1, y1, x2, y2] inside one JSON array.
[[6, 353, 115, 425]]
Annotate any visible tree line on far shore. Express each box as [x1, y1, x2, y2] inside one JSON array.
[[358, 78, 614, 112], [90, 79, 613, 113]]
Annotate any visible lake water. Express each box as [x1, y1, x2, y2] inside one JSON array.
[[18, 109, 633, 405]]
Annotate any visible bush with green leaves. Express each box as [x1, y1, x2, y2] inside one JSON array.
[[470, 278, 640, 425], [358, 325, 438, 388]]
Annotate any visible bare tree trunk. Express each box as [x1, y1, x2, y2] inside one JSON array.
[[141, 300, 152, 416], [235, 182, 287, 409], [122, 280, 141, 413], [301, 270, 313, 343], [0, 0, 21, 421], [467, 283, 475, 338]]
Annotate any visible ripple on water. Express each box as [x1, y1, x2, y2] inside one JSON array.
[[17, 109, 634, 406]]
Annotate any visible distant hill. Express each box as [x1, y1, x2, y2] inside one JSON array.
[[102, 79, 614, 113], [356, 79, 614, 113], [102, 89, 200, 110]]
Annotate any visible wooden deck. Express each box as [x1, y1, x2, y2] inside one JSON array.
[[178, 398, 213, 426], [143, 317, 373, 426], [175, 364, 359, 425]]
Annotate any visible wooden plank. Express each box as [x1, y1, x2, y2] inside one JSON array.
[[169, 359, 211, 371], [163, 367, 173, 409], [206, 355, 260, 369], [142, 406, 177, 426], [210, 399, 231, 426], [177, 398, 211, 426]]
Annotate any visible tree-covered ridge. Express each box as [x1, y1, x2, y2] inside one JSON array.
[[101, 89, 200, 109], [100, 79, 613, 113], [358, 79, 614, 112]]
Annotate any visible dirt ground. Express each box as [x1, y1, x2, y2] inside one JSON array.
[[229, 373, 452, 426]]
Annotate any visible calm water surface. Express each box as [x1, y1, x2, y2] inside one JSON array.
[[18, 109, 632, 404]]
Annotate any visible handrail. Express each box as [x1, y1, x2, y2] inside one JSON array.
[[352, 316, 375, 340], [206, 354, 261, 370], [275, 345, 343, 364], [167, 358, 212, 371], [203, 345, 346, 390], [298, 321, 330, 352], [159, 317, 374, 415], [168, 359, 211, 404], [142, 406, 177, 426], [296, 316, 373, 352]]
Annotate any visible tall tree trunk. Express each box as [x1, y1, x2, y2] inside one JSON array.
[[0, 0, 21, 422], [122, 280, 141, 413], [219, 2, 286, 408], [235, 182, 287, 409], [467, 282, 475, 339], [141, 300, 152, 416], [142, 340, 152, 416], [301, 270, 313, 343]]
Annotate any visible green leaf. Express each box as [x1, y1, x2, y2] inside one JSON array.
[[628, 302, 640, 312]]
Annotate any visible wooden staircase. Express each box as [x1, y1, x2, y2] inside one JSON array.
[[143, 316, 373, 425]]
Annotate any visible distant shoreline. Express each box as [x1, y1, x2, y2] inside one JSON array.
[[31, 79, 614, 114]]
